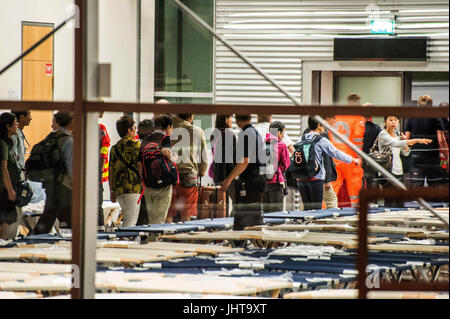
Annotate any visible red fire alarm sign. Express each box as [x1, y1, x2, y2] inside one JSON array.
[[45, 63, 52, 76]]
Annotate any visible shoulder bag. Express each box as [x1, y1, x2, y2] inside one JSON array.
[[367, 134, 393, 173]]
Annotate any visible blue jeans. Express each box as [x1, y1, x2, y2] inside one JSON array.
[[297, 180, 324, 211]]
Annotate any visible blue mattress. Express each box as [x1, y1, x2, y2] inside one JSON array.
[[183, 218, 234, 230], [403, 202, 448, 209], [138, 247, 448, 277], [136, 254, 414, 275], [12, 231, 140, 245], [15, 233, 71, 243], [98, 231, 141, 239], [264, 208, 342, 220], [184, 217, 285, 230], [263, 207, 388, 220], [117, 224, 203, 234]]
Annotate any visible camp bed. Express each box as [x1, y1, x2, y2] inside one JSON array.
[[117, 224, 204, 234], [0, 291, 43, 299], [95, 271, 292, 297], [160, 230, 390, 249], [45, 293, 265, 299], [97, 241, 244, 255], [284, 289, 449, 299], [0, 262, 74, 275], [0, 246, 197, 266], [183, 217, 285, 231], [258, 224, 449, 240], [97, 266, 355, 290]]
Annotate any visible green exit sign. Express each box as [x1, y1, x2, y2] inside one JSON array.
[[370, 20, 395, 34]]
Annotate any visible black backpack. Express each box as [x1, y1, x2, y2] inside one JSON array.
[[259, 138, 278, 182], [288, 134, 323, 180], [141, 136, 179, 188], [25, 132, 69, 182]]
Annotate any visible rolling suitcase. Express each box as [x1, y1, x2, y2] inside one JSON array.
[[197, 186, 226, 219]]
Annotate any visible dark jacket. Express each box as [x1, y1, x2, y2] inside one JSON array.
[[302, 128, 337, 182], [209, 128, 237, 184], [363, 121, 382, 155]]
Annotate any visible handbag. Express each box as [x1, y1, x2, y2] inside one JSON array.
[[15, 180, 33, 208], [179, 172, 198, 188], [367, 135, 392, 173]]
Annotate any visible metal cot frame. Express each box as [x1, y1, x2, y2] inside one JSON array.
[[358, 188, 449, 299]]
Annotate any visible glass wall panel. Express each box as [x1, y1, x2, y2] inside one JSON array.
[[335, 76, 403, 128], [155, 0, 213, 93]]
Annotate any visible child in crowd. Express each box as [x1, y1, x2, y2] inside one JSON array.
[[262, 121, 290, 213]]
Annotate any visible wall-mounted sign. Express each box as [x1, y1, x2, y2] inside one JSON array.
[[45, 63, 52, 76], [370, 20, 395, 34]]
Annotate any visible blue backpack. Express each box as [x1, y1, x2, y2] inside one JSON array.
[[288, 134, 323, 179]]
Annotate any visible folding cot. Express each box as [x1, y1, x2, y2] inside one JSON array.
[[283, 289, 449, 299], [96, 266, 356, 291], [0, 245, 198, 266], [159, 229, 391, 249], [134, 248, 447, 286], [10, 231, 142, 246], [256, 224, 449, 241], [182, 217, 286, 231], [262, 207, 387, 222], [0, 291, 43, 299], [117, 223, 204, 235], [94, 271, 293, 297], [96, 241, 244, 256], [44, 293, 269, 299]]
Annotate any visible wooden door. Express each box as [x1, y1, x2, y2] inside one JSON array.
[[21, 23, 54, 155]]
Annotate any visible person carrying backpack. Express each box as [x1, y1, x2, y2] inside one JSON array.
[[221, 114, 266, 230], [138, 115, 177, 225], [294, 117, 360, 211], [262, 121, 290, 213], [135, 118, 155, 226], [31, 112, 73, 234]]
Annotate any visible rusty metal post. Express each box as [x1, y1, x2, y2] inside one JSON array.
[[71, 0, 85, 299]]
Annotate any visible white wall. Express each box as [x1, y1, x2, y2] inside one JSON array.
[[0, 0, 74, 102], [98, 0, 138, 146]]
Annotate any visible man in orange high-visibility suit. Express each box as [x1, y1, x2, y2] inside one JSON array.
[[329, 93, 365, 208]]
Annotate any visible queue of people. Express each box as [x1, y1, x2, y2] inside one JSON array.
[[1, 93, 448, 238]]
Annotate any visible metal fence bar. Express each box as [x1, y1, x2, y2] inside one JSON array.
[[80, 102, 449, 118], [71, 0, 84, 300]]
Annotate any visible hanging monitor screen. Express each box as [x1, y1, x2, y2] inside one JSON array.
[[333, 37, 428, 61]]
